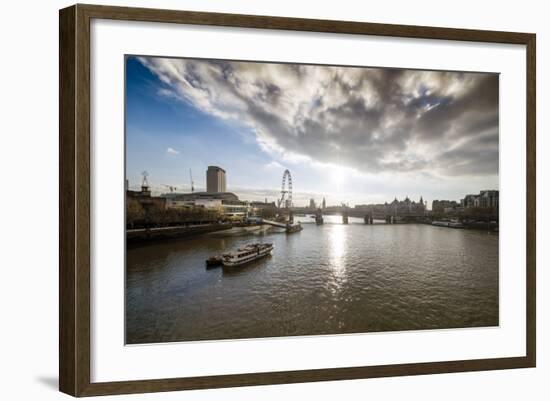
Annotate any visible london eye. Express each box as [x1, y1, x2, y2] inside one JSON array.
[[278, 169, 293, 209]]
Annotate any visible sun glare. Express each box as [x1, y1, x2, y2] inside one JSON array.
[[330, 166, 348, 191]]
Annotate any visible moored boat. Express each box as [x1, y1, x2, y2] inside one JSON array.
[[205, 255, 223, 268], [286, 222, 303, 233], [432, 220, 464, 228], [222, 243, 274, 267]]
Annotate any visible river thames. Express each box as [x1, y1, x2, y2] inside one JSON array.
[[126, 216, 499, 344]]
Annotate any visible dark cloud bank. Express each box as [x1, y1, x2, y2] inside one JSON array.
[[138, 56, 499, 179]]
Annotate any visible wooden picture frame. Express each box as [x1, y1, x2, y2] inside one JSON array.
[[59, 3, 536, 397]]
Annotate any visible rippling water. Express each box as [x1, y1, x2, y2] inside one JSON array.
[[126, 217, 498, 344]]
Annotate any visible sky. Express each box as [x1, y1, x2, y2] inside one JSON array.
[[125, 56, 499, 208]]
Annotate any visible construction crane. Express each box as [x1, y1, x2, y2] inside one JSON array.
[[189, 168, 195, 192]]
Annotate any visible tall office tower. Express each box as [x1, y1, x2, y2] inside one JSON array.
[[206, 166, 226, 193]]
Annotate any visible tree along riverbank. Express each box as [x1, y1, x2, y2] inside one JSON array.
[[127, 222, 233, 244]]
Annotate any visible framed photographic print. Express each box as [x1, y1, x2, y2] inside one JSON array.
[[59, 4, 536, 397]]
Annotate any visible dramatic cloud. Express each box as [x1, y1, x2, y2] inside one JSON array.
[[139, 57, 499, 178]]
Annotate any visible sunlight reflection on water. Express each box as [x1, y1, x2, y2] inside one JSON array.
[[328, 224, 347, 287]]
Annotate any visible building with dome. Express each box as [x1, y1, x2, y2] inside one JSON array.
[[354, 196, 426, 219]]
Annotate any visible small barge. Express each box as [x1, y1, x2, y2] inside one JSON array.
[[205, 256, 223, 268], [432, 221, 464, 229], [286, 222, 303, 233]]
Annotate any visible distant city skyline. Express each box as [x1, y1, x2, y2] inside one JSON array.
[[125, 56, 499, 207]]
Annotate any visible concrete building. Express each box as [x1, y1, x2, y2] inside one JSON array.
[[462, 194, 478, 208], [250, 200, 277, 209], [461, 190, 499, 209], [432, 200, 460, 213], [250, 200, 277, 217], [309, 198, 316, 209], [206, 166, 226, 193], [165, 198, 222, 210], [164, 191, 249, 217], [479, 190, 499, 209]]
